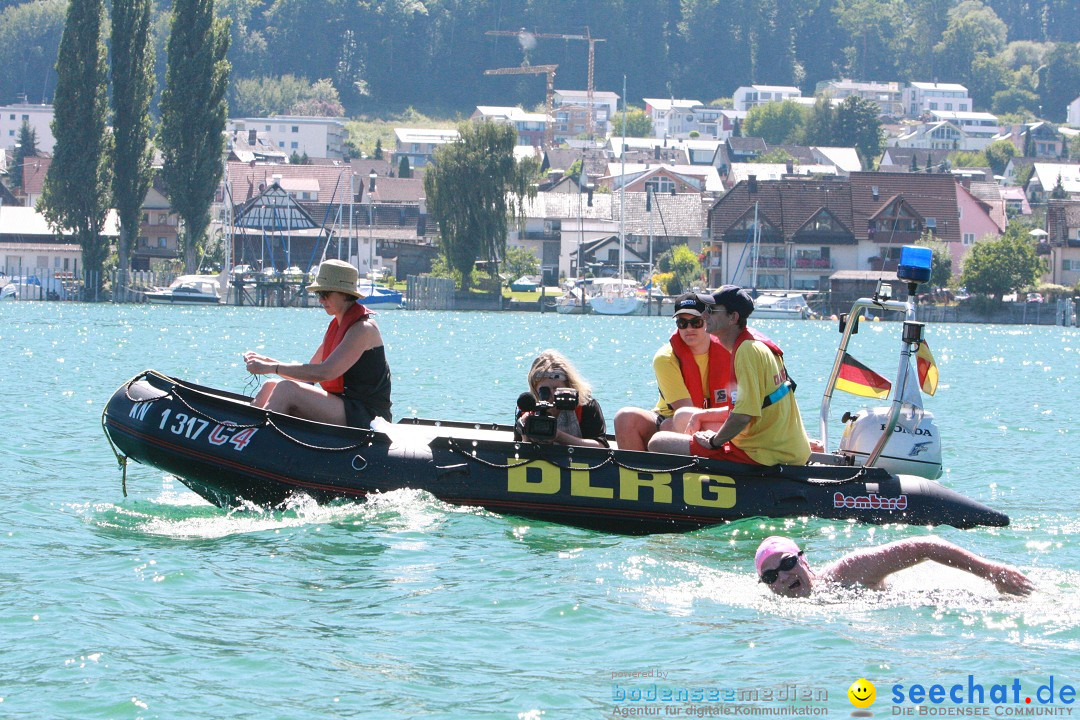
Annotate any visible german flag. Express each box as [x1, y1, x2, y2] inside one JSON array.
[[917, 340, 938, 396], [835, 353, 891, 399]]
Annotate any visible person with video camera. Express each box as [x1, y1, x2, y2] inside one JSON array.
[[515, 350, 608, 448]]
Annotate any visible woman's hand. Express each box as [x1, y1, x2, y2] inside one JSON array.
[[242, 351, 277, 375]]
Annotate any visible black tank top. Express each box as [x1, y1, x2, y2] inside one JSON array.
[[341, 344, 392, 420]]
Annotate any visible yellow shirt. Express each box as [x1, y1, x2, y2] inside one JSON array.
[[730, 340, 811, 466], [652, 343, 709, 418]]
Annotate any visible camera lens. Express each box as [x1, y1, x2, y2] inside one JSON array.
[[538, 386, 552, 401]]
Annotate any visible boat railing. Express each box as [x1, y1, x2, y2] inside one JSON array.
[[818, 294, 916, 462]]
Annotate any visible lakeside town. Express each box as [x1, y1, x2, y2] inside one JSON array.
[[2, 25, 1079, 321]]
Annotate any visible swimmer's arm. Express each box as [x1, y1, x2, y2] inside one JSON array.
[[821, 538, 1033, 595]]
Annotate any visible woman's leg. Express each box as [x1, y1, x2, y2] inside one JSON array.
[[261, 380, 348, 425], [251, 379, 279, 408]]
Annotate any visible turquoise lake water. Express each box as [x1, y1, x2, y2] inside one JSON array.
[[1, 302, 1079, 719]]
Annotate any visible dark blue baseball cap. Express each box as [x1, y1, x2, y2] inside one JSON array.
[[712, 285, 754, 319], [672, 292, 716, 317]]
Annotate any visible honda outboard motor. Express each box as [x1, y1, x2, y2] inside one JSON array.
[[837, 407, 942, 479]]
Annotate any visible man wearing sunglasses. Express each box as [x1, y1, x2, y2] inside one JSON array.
[[755, 535, 1033, 598], [650, 285, 811, 465], [613, 293, 732, 450]]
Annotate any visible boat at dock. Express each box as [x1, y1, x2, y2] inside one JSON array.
[[144, 275, 224, 305]]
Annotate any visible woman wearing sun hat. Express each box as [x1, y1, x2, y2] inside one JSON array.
[[242, 259, 392, 427]]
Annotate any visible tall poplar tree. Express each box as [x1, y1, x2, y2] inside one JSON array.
[[38, 0, 112, 296], [159, 0, 230, 272], [110, 0, 155, 288]]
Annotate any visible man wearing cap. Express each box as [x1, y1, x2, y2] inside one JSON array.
[[242, 259, 392, 428], [650, 284, 810, 465], [613, 292, 732, 451]]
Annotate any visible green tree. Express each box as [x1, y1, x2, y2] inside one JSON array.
[[502, 245, 539, 285], [833, 96, 883, 166], [932, 1, 1007, 85], [1050, 174, 1067, 200], [797, 98, 836, 146], [373, 138, 383, 159], [1039, 42, 1080, 123], [744, 100, 805, 144], [159, 0, 230, 273], [992, 87, 1039, 116], [909, 152, 919, 172], [948, 150, 988, 168], [422, 121, 538, 292], [110, 0, 156, 287], [916, 232, 952, 290], [9, 121, 38, 189], [397, 155, 411, 178], [612, 107, 653, 138], [960, 223, 1046, 301], [664, 244, 704, 295], [984, 139, 1018, 176], [0, 0, 66, 105], [38, 0, 112, 295]]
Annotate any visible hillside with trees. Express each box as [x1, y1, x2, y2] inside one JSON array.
[[1, 0, 1077, 121]]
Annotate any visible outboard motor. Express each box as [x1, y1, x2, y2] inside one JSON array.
[[837, 407, 942, 479]]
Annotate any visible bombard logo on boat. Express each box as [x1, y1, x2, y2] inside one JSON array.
[[833, 492, 908, 511], [505, 459, 737, 509]]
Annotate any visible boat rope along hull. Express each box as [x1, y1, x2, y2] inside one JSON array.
[[101, 371, 1010, 533]]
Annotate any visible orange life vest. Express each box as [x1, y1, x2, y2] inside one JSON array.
[[319, 301, 371, 394], [669, 331, 733, 409]]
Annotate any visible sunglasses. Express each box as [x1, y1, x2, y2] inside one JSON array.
[[675, 316, 705, 329], [759, 552, 803, 584], [316, 291, 333, 300]]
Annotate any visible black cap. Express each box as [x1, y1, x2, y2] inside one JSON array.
[[712, 285, 754, 320], [672, 292, 715, 317]]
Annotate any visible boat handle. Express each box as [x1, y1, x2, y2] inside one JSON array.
[[351, 455, 368, 472], [436, 463, 469, 478]]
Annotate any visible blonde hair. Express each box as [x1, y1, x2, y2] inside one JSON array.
[[528, 349, 592, 406]]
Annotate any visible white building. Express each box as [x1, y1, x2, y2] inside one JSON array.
[[893, 120, 968, 151], [928, 110, 1000, 150], [471, 106, 546, 146], [643, 98, 702, 139], [553, 89, 619, 135], [816, 79, 903, 116], [1068, 96, 1080, 127], [732, 85, 803, 112], [902, 82, 972, 116], [0, 205, 119, 275], [227, 116, 347, 159], [393, 128, 460, 168], [0, 103, 56, 154]]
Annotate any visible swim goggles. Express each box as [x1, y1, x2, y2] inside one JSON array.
[[759, 552, 803, 584]]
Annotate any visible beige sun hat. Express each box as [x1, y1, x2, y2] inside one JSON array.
[[307, 260, 362, 298]]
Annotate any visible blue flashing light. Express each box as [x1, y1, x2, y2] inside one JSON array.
[[898, 245, 932, 284]]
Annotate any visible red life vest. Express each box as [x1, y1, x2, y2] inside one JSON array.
[[734, 327, 784, 359], [318, 301, 371, 394], [669, 331, 733, 409]]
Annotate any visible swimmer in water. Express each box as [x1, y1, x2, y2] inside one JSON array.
[[755, 536, 1034, 598]]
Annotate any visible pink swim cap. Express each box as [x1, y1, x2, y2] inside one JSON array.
[[754, 536, 802, 575]]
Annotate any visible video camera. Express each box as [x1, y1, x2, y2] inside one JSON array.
[[516, 387, 579, 441]]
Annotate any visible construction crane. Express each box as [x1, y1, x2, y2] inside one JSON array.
[[484, 64, 557, 148], [486, 28, 606, 138]]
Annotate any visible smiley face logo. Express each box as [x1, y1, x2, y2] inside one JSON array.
[[848, 678, 876, 709]]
